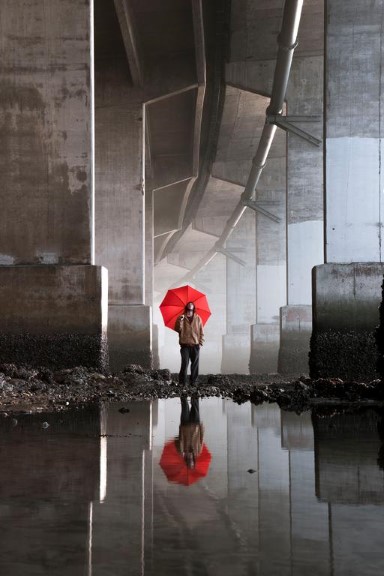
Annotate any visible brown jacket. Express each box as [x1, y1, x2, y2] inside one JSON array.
[[174, 313, 204, 346], [175, 422, 204, 457]]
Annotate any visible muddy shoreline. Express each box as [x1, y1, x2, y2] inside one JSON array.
[[0, 363, 383, 415]]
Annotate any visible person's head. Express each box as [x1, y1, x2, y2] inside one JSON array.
[[185, 302, 195, 318]]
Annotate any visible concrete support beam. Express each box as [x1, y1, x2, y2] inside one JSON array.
[[108, 305, 152, 372], [325, 0, 384, 263], [0, 266, 108, 369], [250, 324, 280, 374], [0, 0, 93, 265], [222, 211, 256, 374], [95, 1, 151, 371], [0, 0, 108, 369], [310, 263, 384, 380], [311, 0, 384, 379], [278, 305, 312, 376]]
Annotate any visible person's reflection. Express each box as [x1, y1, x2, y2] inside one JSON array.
[[159, 393, 211, 486], [176, 394, 204, 469], [376, 408, 384, 470]]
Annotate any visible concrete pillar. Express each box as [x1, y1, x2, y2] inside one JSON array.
[[0, 0, 107, 369], [222, 211, 256, 374], [250, 168, 287, 374], [279, 47, 324, 376], [312, 0, 384, 379], [311, 263, 384, 380], [94, 0, 151, 371]]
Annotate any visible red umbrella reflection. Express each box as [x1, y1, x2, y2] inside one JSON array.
[[159, 284, 211, 330], [159, 439, 212, 486]]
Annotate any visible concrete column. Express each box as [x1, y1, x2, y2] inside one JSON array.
[[311, 0, 384, 379], [94, 0, 151, 371], [222, 211, 256, 374], [250, 164, 287, 374], [0, 0, 107, 369], [311, 263, 384, 380], [279, 50, 324, 376]]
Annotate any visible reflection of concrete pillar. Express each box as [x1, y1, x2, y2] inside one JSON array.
[[281, 411, 330, 574], [95, 1, 151, 371], [226, 403, 259, 571], [0, 407, 101, 573], [222, 212, 256, 374], [92, 402, 151, 576], [312, 0, 384, 379], [313, 409, 384, 504], [255, 404, 291, 575], [0, 0, 107, 369]]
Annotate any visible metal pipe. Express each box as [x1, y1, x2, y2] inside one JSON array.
[[178, 0, 304, 283]]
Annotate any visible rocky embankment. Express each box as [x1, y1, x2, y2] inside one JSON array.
[[0, 363, 383, 414]]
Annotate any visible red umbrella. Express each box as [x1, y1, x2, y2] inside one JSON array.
[[159, 284, 211, 330], [159, 439, 212, 486]]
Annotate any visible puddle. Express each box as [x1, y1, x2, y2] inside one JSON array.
[[1, 398, 384, 574]]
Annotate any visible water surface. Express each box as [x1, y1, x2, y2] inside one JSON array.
[[1, 398, 384, 575]]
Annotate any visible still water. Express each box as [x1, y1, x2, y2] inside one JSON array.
[[1, 397, 384, 575]]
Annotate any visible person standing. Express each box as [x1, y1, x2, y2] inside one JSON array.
[[174, 302, 204, 386]]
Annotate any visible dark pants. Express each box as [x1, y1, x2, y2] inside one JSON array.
[[179, 345, 200, 385], [180, 395, 200, 424]]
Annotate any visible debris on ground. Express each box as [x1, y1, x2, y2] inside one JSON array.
[[0, 363, 383, 414]]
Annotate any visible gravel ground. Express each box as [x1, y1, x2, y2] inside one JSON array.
[[0, 363, 383, 414]]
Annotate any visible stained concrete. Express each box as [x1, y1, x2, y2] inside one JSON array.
[[310, 263, 384, 380], [0, 0, 93, 265], [0, 265, 108, 369]]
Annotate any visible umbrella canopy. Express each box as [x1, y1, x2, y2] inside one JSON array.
[[159, 439, 212, 486], [159, 284, 211, 330]]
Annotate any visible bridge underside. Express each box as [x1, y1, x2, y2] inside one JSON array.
[[0, 0, 382, 380]]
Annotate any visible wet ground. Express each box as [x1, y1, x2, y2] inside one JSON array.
[[0, 362, 383, 414]]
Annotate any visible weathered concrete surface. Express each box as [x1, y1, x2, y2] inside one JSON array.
[[0, 0, 93, 265], [0, 266, 108, 370], [108, 305, 152, 372], [325, 0, 384, 262], [278, 305, 312, 376], [222, 211, 256, 374], [310, 263, 384, 380], [250, 324, 280, 374], [95, 0, 152, 368]]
